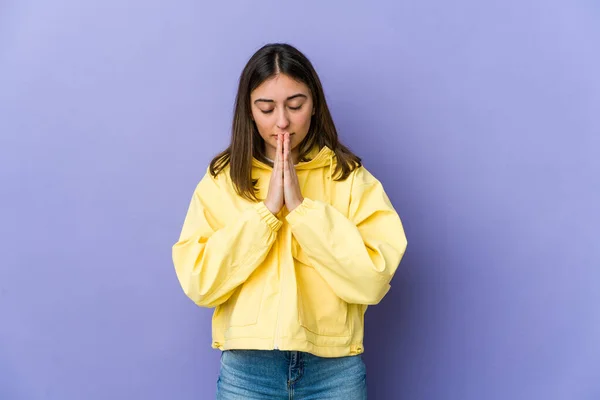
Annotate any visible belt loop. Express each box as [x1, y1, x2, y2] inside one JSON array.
[[290, 350, 302, 367]]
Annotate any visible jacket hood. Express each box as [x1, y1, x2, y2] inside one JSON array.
[[252, 145, 336, 201], [252, 145, 335, 171]]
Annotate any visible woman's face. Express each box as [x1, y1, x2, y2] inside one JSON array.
[[250, 74, 315, 160]]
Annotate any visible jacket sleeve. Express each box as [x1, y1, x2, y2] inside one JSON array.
[[172, 170, 282, 308], [285, 167, 407, 305]]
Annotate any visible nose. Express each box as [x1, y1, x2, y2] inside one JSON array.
[[276, 108, 290, 131]]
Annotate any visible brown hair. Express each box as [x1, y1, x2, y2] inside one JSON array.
[[209, 43, 361, 201]]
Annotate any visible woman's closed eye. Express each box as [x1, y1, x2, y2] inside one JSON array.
[[259, 105, 303, 114]]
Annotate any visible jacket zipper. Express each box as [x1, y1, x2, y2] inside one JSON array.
[[273, 226, 284, 349]]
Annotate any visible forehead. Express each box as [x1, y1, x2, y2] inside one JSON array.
[[251, 74, 310, 100]]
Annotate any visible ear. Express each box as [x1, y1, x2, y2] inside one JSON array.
[[312, 108, 315, 116]]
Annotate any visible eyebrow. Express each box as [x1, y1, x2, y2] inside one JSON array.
[[253, 93, 307, 104]]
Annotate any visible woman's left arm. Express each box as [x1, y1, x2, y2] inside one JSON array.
[[286, 167, 407, 305]]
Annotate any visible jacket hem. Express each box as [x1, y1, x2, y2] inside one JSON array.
[[211, 337, 364, 358]]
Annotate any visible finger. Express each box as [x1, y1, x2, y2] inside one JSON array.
[[282, 133, 288, 165], [287, 136, 295, 174], [276, 134, 283, 177], [288, 152, 297, 186], [283, 137, 289, 177], [275, 133, 281, 161], [285, 136, 293, 181]]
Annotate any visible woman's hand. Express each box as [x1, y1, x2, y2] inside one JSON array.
[[264, 134, 284, 215], [264, 132, 304, 214], [283, 132, 304, 211]]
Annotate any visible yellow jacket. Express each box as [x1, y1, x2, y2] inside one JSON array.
[[172, 146, 407, 357]]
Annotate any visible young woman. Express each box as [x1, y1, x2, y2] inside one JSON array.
[[172, 43, 407, 399]]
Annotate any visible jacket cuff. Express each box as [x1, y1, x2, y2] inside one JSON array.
[[285, 198, 315, 226], [254, 202, 283, 231]]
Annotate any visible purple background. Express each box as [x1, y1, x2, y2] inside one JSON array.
[[1, 1, 599, 399]]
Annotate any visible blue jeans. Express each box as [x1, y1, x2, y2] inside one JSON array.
[[216, 349, 367, 399]]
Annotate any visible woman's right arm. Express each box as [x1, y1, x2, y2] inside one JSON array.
[[172, 170, 282, 308]]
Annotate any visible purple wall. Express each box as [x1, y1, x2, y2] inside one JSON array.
[[1, 0, 599, 399]]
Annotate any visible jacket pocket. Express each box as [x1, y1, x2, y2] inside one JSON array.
[[296, 262, 352, 337], [217, 268, 267, 328]]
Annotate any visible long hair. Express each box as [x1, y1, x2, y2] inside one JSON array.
[[209, 43, 361, 201]]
